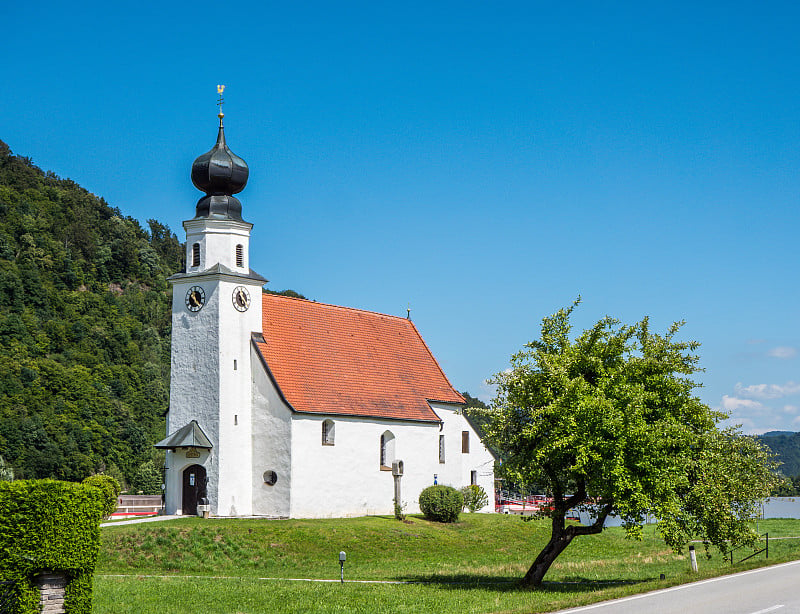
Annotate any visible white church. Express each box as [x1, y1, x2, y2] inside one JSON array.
[[156, 106, 496, 518]]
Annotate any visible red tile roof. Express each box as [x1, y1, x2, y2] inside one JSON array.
[[254, 294, 465, 422]]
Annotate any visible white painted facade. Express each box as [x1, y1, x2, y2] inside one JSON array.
[[247, 352, 494, 518], [284, 410, 495, 518], [247, 351, 496, 518]]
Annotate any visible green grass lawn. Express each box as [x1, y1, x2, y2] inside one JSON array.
[[94, 515, 800, 613]]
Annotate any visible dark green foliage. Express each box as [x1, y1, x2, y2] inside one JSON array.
[[264, 288, 308, 300], [460, 484, 489, 512], [460, 391, 487, 410], [771, 474, 800, 496], [0, 140, 182, 484], [393, 501, 406, 521], [82, 474, 121, 518], [418, 485, 463, 523], [129, 460, 162, 495], [0, 479, 105, 613]]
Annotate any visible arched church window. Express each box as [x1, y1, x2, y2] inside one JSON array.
[[192, 243, 200, 267], [236, 244, 244, 268], [322, 419, 335, 445], [380, 431, 395, 470]]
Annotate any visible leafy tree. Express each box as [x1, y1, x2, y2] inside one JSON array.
[[0, 455, 13, 480], [770, 474, 800, 496], [264, 288, 308, 300], [460, 391, 487, 410], [460, 484, 489, 512], [129, 460, 163, 495], [481, 301, 780, 587]]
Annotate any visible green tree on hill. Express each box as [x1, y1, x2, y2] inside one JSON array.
[[481, 300, 780, 587]]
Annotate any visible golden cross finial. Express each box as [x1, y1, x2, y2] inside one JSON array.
[[217, 85, 226, 125]]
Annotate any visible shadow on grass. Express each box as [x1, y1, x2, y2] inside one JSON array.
[[395, 573, 659, 593]]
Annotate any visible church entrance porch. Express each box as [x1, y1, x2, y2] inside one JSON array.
[[182, 464, 207, 516]]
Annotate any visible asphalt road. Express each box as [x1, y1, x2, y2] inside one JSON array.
[[555, 560, 800, 614]]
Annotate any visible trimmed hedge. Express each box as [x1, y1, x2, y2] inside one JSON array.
[[0, 480, 105, 613], [82, 474, 121, 518], [419, 485, 463, 523]]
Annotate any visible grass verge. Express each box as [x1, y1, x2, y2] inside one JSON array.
[[94, 515, 800, 613]]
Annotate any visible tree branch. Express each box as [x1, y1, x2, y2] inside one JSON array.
[[561, 480, 587, 511], [569, 501, 614, 536]]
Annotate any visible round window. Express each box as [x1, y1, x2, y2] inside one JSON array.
[[263, 470, 278, 486]]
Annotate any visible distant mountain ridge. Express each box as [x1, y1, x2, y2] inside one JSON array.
[[757, 431, 800, 477]]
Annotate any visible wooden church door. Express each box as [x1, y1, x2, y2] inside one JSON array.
[[182, 464, 206, 516]]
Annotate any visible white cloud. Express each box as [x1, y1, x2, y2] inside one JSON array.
[[720, 395, 767, 414], [734, 381, 800, 400], [478, 380, 496, 404], [718, 387, 800, 434], [768, 346, 797, 359]]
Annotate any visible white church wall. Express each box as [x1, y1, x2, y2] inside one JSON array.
[[214, 276, 263, 517], [184, 218, 253, 274], [251, 345, 292, 517], [168, 268, 264, 516], [431, 402, 496, 513], [289, 415, 443, 518], [167, 278, 222, 515]]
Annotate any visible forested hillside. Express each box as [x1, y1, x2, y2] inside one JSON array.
[[758, 431, 800, 479], [0, 140, 182, 485]]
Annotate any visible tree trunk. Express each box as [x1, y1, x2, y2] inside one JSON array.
[[521, 499, 613, 588], [521, 523, 574, 587]]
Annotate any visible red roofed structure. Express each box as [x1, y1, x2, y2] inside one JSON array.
[[254, 294, 465, 423]]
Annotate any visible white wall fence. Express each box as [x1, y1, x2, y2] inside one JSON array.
[[111, 495, 164, 518], [574, 497, 800, 528]]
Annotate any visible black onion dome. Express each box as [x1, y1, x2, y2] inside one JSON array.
[[191, 122, 249, 220]]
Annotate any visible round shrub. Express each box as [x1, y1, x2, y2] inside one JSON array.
[[419, 485, 463, 523], [82, 474, 121, 518], [460, 484, 489, 512]]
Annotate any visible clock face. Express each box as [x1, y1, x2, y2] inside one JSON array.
[[185, 286, 206, 312], [232, 286, 250, 312]]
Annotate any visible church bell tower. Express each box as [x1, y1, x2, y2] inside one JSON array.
[[157, 88, 266, 517]]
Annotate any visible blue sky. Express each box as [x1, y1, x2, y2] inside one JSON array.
[[2, 1, 798, 433]]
